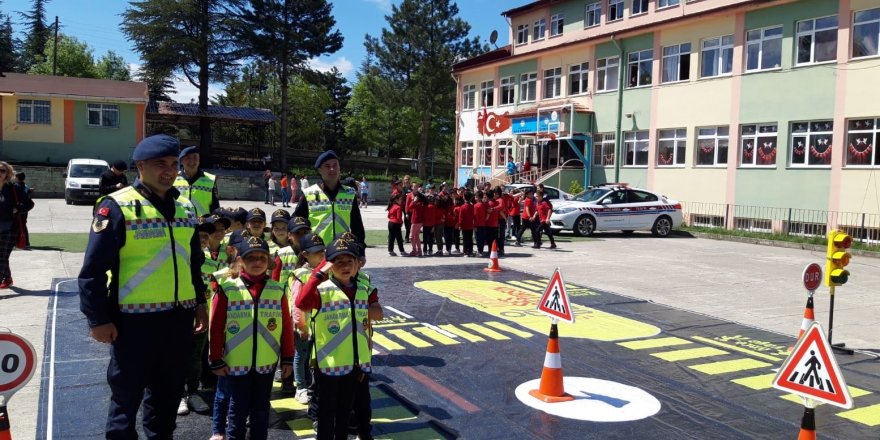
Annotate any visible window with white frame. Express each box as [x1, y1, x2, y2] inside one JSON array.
[[516, 24, 529, 45], [661, 43, 691, 83], [543, 67, 562, 99], [479, 140, 493, 167], [17, 99, 51, 124], [632, 0, 648, 15], [500, 76, 515, 105], [550, 14, 564, 37], [627, 49, 653, 88], [497, 139, 514, 167], [657, 0, 680, 8], [846, 118, 880, 166], [853, 8, 880, 58], [696, 126, 729, 166], [796, 16, 838, 65], [480, 80, 494, 107], [624, 131, 649, 166], [746, 26, 783, 71], [608, 0, 623, 22], [585, 3, 601, 28], [520, 72, 537, 102], [593, 133, 616, 166], [462, 84, 476, 110], [88, 103, 120, 128], [701, 35, 733, 78], [596, 56, 619, 92], [657, 128, 686, 166], [533, 18, 546, 41], [791, 121, 833, 166], [569, 62, 589, 95], [460, 141, 474, 166], [740, 123, 778, 166]]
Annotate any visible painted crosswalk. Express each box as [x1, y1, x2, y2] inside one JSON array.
[[371, 321, 533, 351]]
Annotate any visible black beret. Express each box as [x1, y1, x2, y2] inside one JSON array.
[[314, 150, 339, 169], [179, 146, 199, 159], [132, 134, 180, 161]]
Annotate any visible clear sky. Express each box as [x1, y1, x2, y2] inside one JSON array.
[[1, 0, 513, 102]]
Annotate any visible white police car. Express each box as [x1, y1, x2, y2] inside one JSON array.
[[549, 185, 682, 237]]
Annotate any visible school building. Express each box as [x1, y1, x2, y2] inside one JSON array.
[[452, 0, 880, 238]]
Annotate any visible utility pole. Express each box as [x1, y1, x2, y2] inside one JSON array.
[[52, 16, 59, 76]]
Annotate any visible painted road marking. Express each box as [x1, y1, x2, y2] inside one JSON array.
[[515, 377, 662, 422], [837, 403, 880, 426], [618, 337, 692, 350], [732, 373, 778, 390], [652, 347, 728, 362], [462, 323, 510, 340], [691, 336, 784, 362], [372, 333, 405, 351], [484, 321, 533, 338], [439, 324, 485, 342], [413, 327, 459, 345], [689, 359, 772, 375], [388, 329, 433, 348]]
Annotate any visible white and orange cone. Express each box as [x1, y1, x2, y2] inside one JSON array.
[[484, 240, 502, 272], [789, 296, 815, 351], [529, 324, 574, 403]]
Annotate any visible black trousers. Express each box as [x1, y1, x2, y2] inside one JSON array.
[[443, 226, 457, 252], [535, 222, 556, 247], [516, 219, 534, 245], [387, 222, 404, 253], [462, 229, 474, 255], [475, 226, 488, 254], [403, 214, 412, 242], [352, 375, 373, 440], [314, 370, 359, 440], [433, 224, 444, 252], [422, 226, 434, 252], [509, 216, 521, 239], [0, 229, 16, 280], [496, 220, 506, 255], [485, 227, 499, 253]]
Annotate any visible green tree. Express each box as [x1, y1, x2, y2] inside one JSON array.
[[29, 34, 96, 78], [136, 62, 176, 102], [0, 12, 16, 74], [321, 67, 351, 154], [95, 50, 131, 81], [18, 0, 50, 71]]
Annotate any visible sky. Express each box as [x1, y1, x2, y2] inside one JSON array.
[[1, 0, 513, 102]]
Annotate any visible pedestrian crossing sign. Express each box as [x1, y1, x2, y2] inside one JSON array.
[[772, 322, 852, 408], [537, 269, 574, 323]]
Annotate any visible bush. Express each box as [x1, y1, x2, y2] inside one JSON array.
[[568, 180, 585, 195]]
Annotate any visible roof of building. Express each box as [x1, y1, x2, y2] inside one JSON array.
[[0, 72, 148, 102], [146, 101, 276, 126], [501, 0, 560, 17], [452, 45, 512, 72]]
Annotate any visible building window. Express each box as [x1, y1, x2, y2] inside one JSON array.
[[661, 43, 691, 83], [593, 133, 616, 166], [497, 139, 514, 166], [696, 126, 729, 166], [746, 26, 783, 71], [627, 49, 653, 88], [701, 35, 734, 78], [533, 18, 546, 41], [520, 72, 537, 103], [500, 76, 515, 105], [624, 131, 649, 167], [596, 56, 619, 92], [657, 128, 686, 166], [550, 14, 564, 37], [846, 118, 880, 166], [632, 0, 648, 16], [740, 124, 778, 167], [516, 24, 529, 45], [87, 103, 120, 128], [543, 67, 562, 99], [796, 16, 838, 65], [462, 84, 476, 110], [480, 80, 494, 107], [608, 0, 623, 22], [791, 121, 833, 166], [585, 3, 601, 28], [17, 99, 51, 124], [569, 62, 589, 95], [657, 0, 680, 9], [460, 141, 474, 166], [480, 140, 493, 167], [853, 8, 880, 58]]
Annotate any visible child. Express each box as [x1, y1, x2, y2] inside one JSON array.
[[422, 195, 436, 255], [273, 216, 311, 393], [386, 194, 405, 256], [443, 192, 458, 254], [269, 209, 291, 256], [433, 193, 446, 256], [534, 191, 557, 249], [289, 233, 326, 404], [473, 190, 487, 255], [408, 191, 426, 257], [210, 237, 294, 440], [458, 192, 475, 257]]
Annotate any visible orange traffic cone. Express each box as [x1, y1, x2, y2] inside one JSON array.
[[529, 324, 574, 403], [0, 405, 11, 440], [789, 296, 815, 351], [484, 240, 502, 272], [797, 407, 816, 440]]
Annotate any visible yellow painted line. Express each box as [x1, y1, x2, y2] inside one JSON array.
[[439, 324, 486, 342], [271, 396, 304, 412], [837, 403, 880, 426], [618, 337, 692, 350], [485, 321, 533, 338], [287, 417, 316, 438], [780, 386, 872, 404], [372, 405, 418, 423], [373, 322, 420, 328], [462, 323, 510, 340], [689, 358, 772, 375], [375, 427, 446, 440], [372, 333, 406, 351], [731, 373, 777, 390], [652, 347, 728, 362], [507, 280, 541, 291], [413, 326, 459, 345], [691, 336, 784, 362], [388, 329, 433, 348]]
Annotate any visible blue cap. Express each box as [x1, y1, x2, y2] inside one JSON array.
[[227, 230, 245, 247], [132, 134, 180, 161], [299, 233, 325, 253], [270, 209, 290, 224], [237, 236, 270, 257], [197, 214, 231, 233], [287, 216, 311, 233], [179, 146, 199, 159], [246, 208, 266, 222], [326, 234, 360, 261], [231, 207, 248, 224], [314, 150, 339, 169]]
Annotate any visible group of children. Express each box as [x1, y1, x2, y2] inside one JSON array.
[[189, 204, 382, 440], [387, 180, 557, 258]]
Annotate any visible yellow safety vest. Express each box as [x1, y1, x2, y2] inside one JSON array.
[[220, 277, 286, 375], [312, 276, 372, 376], [201, 247, 226, 290], [304, 184, 355, 245], [174, 172, 216, 217], [276, 246, 298, 292]]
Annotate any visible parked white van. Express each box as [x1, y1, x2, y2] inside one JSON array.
[[64, 158, 109, 205]]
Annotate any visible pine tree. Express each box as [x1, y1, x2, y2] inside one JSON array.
[[321, 67, 351, 154], [0, 12, 16, 74], [136, 62, 176, 102], [18, 0, 50, 71]]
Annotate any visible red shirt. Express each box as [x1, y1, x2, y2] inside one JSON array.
[[294, 263, 379, 311], [473, 202, 487, 228], [487, 199, 501, 224], [458, 203, 474, 230], [522, 196, 535, 220], [537, 199, 553, 222], [409, 199, 425, 224], [405, 192, 414, 214], [387, 204, 403, 224], [444, 204, 457, 228], [506, 193, 519, 216], [424, 202, 438, 227]]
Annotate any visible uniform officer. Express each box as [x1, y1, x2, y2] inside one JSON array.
[[293, 150, 365, 247], [174, 146, 220, 217], [79, 133, 208, 439], [99, 160, 129, 196]]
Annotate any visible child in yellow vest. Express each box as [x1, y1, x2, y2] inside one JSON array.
[[289, 233, 326, 404]]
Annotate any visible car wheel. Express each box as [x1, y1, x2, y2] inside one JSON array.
[[574, 215, 595, 237], [622, 230, 634, 235], [65, 197, 72, 205], [652, 216, 673, 237]]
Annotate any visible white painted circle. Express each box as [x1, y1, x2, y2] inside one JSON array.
[[515, 377, 661, 422]]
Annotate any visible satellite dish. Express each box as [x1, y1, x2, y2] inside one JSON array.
[[490, 30, 498, 48]]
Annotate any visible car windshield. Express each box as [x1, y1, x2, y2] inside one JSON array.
[[70, 164, 107, 178], [572, 189, 610, 202]]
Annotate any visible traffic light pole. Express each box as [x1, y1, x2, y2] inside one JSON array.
[[827, 285, 854, 355]]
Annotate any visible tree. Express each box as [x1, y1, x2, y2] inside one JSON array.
[[321, 67, 351, 154], [95, 50, 131, 81], [365, 0, 486, 178], [234, 0, 343, 171], [136, 62, 176, 102], [0, 12, 16, 74], [18, 0, 50, 71], [122, 0, 243, 158], [29, 34, 96, 78]]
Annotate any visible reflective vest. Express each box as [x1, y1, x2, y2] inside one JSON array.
[[276, 246, 298, 292], [290, 267, 312, 328], [109, 186, 198, 313], [312, 276, 372, 376], [220, 277, 285, 376], [201, 247, 227, 289], [304, 184, 355, 245], [174, 171, 216, 217]]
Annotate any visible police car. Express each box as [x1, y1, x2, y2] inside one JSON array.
[[549, 184, 682, 237]]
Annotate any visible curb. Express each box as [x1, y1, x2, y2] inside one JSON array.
[[685, 231, 880, 259]]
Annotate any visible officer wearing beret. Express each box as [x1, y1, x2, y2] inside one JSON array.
[[174, 146, 220, 217], [78, 133, 208, 439]]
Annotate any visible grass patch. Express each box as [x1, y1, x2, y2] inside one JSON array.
[[29, 233, 90, 253], [680, 225, 880, 253]]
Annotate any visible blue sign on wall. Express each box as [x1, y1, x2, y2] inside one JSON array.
[[511, 117, 537, 134]]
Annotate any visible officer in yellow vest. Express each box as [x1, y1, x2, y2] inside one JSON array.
[[293, 150, 365, 249], [78, 134, 208, 439], [174, 146, 220, 217]]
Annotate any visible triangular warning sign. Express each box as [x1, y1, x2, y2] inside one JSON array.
[[772, 322, 852, 409], [536, 268, 574, 323]]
